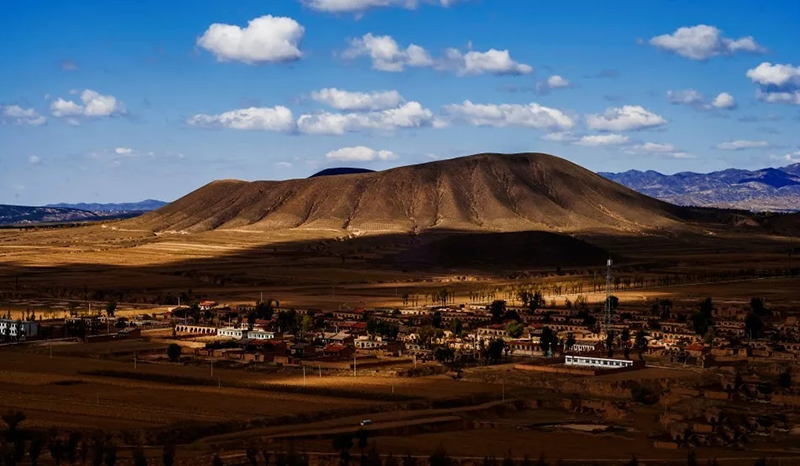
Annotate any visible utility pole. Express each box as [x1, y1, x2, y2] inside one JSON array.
[[134, 351, 137, 369], [210, 361, 214, 377], [604, 258, 613, 339], [353, 356, 357, 377], [303, 366, 307, 386]]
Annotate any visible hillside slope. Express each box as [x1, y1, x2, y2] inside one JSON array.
[[124, 153, 713, 235]]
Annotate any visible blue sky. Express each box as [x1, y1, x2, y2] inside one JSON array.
[[2, 0, 799, 205]]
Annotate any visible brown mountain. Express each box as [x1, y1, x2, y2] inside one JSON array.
[[125, 152, 721, 235]]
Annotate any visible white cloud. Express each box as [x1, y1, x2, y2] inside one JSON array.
[[50, 98, 84, 117], [297, 101, 439, 135], [115, 147, 133, 155], [633, 142, 677, 153], [311, 88, 403, 111], [300, 0, 458, 13], [50, 89, 125, 121], [326, 146, 397, 162], [710, 92, 736, 110], [81, 90, 124, 116], [343, 34, 433, 72], [343, 34, 531, 76], [585, 105, 666, 132], [187, 106, 295, 132], [197, 15, 304, 64], [667, 89, 736, 110], [667, 89, 703, 105], [1, 105, 46, 126], [444, 101, 575, 131], [28, 155, 41, 165], [746, 62, 800, 105], [440, 48, 533, 76], [716, 140, 770, 151], [536, 75, 571, 94], [649, 24, 765, 60], [771, 151, 800, 163], [276, 161, 293, 168], [574, 134, 629, 146], [541, 131, 575, 142]]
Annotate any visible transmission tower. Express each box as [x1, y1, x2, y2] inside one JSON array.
[[604, 258, 613, 337]]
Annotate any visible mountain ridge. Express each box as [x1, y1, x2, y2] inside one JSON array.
[[600, 163, 800, 212]]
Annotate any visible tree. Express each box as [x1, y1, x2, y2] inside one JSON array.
[[745, 313, 765, 339], [529, 291, 544, 313], [432, 312, 443, 329], [133, 447, 148, 466], [434, 347, 455, 364], [606, 295, 619, 312], [105, 300, 116, 318], [213, 453, 224, 466], [103, 441, 117, 466], [300, 315, 314, 338], [539, 327, 555, 357], [162, 443, 175, 466], [489, 301, 507, 323], [505, 321, 525, 339], [1, 410, 26, 439], [49, 437, 65, 466], [429, 444, 451, 466], [687, 450, 697, 466], [565, 333, 576, 352], [750, 297, 769, 316], [167, 343, 182, 362], [605, 330, 616, 358], [450, 319, 463, 338], [29, 435, 44, 466], [245, 444, 259, 466], [356, 429, 369, 455], [332, 433, 354, 466], [634, 330, 648, 360], [255, 300, 275, 321]]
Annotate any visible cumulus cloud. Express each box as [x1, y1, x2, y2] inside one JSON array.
[[187, 106, 295, 132], [439, 48, 533, 76], [49, 89, 126, 121], [300, 0, 459, 13], [573, 134, 629, 146], [667, 89, 737, 110], [311, 88, 403, 111], [197, 15, 304, 64], [585, 105, 666, 132], [115, 147, 133, 155], [342, 34, 432, 72], [297, 101, 440, 135], [746, 62, 800, 105], [326, 146, 397, 162], [535, 75, 572, 94], [444, 101, 575, 131], [1, 105, 46, 126], [710, 92, 736, 109], [716, 140, 770, 151], [28, 155, 42, 165], [342, 34, 531, 76], [649, 24, 765, 60]]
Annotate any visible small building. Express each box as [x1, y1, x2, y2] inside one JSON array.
[[217, 327, 244, 339], [323, 344, 355, 359], [247, 329, 276, 340], [565, 354, 636, 369], [0, 319, 39, 339]]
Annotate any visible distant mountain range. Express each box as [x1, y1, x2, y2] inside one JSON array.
[[45, 199, 167, 212], [0, 200, 166, 226], [600, 163, 800, 212]]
